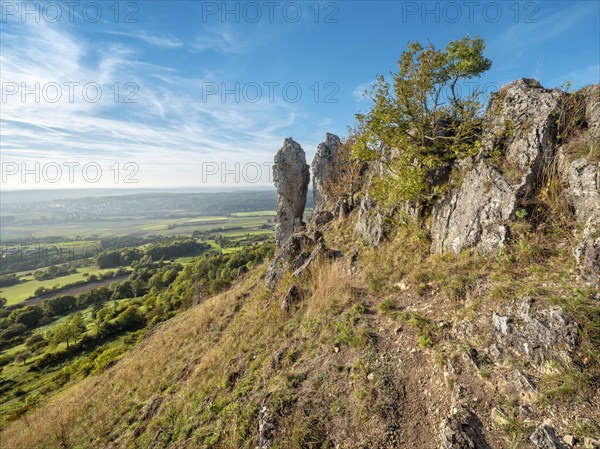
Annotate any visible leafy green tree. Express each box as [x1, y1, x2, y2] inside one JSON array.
[[15, 350, 32, 365], [50, 314, 86, 348], [354, 35, 491, 210], [10, 306, 44, 328], [43, 295, 76, 316]]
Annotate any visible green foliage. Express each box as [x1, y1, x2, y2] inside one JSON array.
[[49, 314, 86, 348], [0, 274, 22, 288], [407, 312, 437, 349], [377, 297, 396, 316], [354, 35, 491, 208], [33, 264, 77, 281]]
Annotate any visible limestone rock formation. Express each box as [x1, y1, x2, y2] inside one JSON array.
[[529, 425, 569, 449], [573, 212, 600, 285], [273, 138, 310, 249], [491, 298, 578, 369], [440, 406, 491, 449], [355, 155, 396, 246], [557, 85, 600, 284], [312, 133, 341, 217], [431, 79, 564, 254], [265, 231, 341, 291], [355, 187, 389, 246]]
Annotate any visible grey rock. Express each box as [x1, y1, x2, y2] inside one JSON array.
[[492, 298, 579, 369], [273, 138, 310, 249], [580, 84, 600, 142], [574, 213, 600, 285], [256, 396, 276, 449], [355, 187, 389, 246], [440, 406, 491, 449], [431, 79, 563, 254], [559, 156, 600, 224], [312, 209, 335, 227], [556, 86, 600, 284], [311, 133, 341, 215], [291, 239, 341, 279], [498, 370, 538, 404], [281, 285, 300, 313], [266, 233, 313, 290], [529, 425, 568, 449]]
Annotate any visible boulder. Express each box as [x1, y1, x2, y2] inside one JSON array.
[[529, 425, 568, 449], [273, 138, 310, 249], [440, 406, 491, 449], [491, 298, 578, 369], [431, 79, 563, 254]]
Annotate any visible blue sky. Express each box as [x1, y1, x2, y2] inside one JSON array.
[[1, 0, 599, 189]]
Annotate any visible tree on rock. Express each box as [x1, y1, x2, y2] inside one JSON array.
[[354, 35, 492, 210]]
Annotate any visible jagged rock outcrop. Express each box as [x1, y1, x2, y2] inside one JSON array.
[[557, 84, 600, 284], [355, 155, 395, 246], [440, 406, 491, 449], [431, 79, 564, 254], [266, 231, 341, 290], [529, 425, 568, 449], [491, 297, 579, 369], [273, 138, 310, 249], [312, 133, 341, 219], [355, 188, 389, 246], [266, 233, 313, 290], [574, 213, 600, 284]]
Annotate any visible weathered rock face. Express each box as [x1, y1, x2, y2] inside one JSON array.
[[574, 212, 600, 284], [557, 85, 600, 284], [491, 298, 578, 369], [273, 138, 310, 249], [355, 155, 395, 246], [265, 231, 341, 291], [529, 425, 568, 449], [355, 186, 389, 246], [440, 406, 491, 449], [311, 133, 341, 216], [431, 79, 563, 254]]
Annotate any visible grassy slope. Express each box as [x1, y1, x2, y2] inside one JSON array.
[[1, 216, 599, 448]]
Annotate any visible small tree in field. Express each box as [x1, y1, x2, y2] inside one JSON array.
[[353, 35, 492, 210], [50, 314, 86, 348]]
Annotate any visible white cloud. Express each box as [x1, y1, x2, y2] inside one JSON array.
[[0, 19, 301, 189], [352, 80, 375, 102], [104, 31, 183, 49], [193, 26, 250, 54]]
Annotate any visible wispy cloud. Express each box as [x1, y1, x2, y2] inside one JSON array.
[[352, 80, 376, 102], [193, 26, 251, 54], [0, 19, 301, 189], [103, 31, 183, 48]]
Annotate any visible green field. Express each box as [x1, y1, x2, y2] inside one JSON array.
[[1, 214, 273, 240], [1, 267, 122, 305], [1, 211, 275, 306]]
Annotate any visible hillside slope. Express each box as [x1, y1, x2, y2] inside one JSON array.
[[2, 80, 599, 449]]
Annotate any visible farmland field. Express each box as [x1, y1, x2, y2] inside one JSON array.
[[1, 267, 125, 305]]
